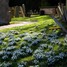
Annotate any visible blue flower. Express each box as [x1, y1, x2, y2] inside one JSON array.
[[33, 49, 45, 60], [31, 39, 41, 46], [0, 62, 12, 67], [2, 55, 8, 60], [39, 44, 48, 49], [33, 60, 39, 64], [6, 46, 16, 51], [18, 61, 27, 67]]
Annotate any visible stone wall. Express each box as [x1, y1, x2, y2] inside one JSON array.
[[0, 0, 11, 25]]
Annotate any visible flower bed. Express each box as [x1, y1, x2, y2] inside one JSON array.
[[0, 16, 67, 67]]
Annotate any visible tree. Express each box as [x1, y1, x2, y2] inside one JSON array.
[[66, 0, 67, 9]]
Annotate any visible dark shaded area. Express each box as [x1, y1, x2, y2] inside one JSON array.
[[48, 0, 65, 6], [9, 0, 65, 16], [9, 0, 41, 10], [40, 10, 45, 15], [9, 0, 41, 16], [9, 0, 65, 8], [9, 0, 25, 7]]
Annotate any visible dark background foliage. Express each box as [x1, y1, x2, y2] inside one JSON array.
[[9, 0, 65, 14], [9, 0, 65, 7]]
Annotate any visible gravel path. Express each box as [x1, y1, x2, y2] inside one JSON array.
[[0, 22, 35, 30]]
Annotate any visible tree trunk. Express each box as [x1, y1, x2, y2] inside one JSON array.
[[0, 0, 11, 25], [66, 0, 67, 9]]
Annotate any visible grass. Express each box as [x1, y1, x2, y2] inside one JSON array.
[[10, 17, 28, 24], [10, 15, 53, 24], [11, 17, 28, 21], [1, 15, 57, 33], [19, 56, 34, 62]]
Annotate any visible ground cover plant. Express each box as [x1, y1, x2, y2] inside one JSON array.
[[0, 15, 67, 67]]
